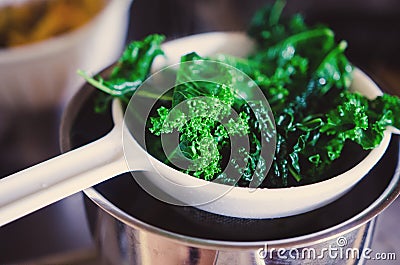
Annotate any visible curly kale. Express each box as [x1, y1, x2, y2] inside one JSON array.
[[81, 0, 400, 188], [78, 34, 165, 112]]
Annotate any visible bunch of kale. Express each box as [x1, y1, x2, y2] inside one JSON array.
[[81, 0, 400, 188]]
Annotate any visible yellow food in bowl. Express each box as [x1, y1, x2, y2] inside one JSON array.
[[0, 0, 106, 48]]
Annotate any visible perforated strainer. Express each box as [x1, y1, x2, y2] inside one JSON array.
[[0, 32, 396, 228]]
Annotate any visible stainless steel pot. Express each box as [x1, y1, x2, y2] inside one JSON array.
[[60, 85, 400, 265]]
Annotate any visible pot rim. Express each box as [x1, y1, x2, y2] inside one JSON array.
[[80, 162, 399, 250]]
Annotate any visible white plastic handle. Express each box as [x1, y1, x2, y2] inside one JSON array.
[[0, 126, 127, 227], [0, 100, 136, 227]]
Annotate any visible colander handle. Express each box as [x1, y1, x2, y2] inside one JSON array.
[[0, 126, 128, 227]]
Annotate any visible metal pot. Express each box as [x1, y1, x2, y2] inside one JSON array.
[[60, 83, 400, 265]]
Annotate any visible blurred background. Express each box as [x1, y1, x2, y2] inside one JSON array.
[[0, 0, 399, 264]]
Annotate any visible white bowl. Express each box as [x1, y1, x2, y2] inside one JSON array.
[[0, 0, 133, 110], [125, 32, 393, 219]]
